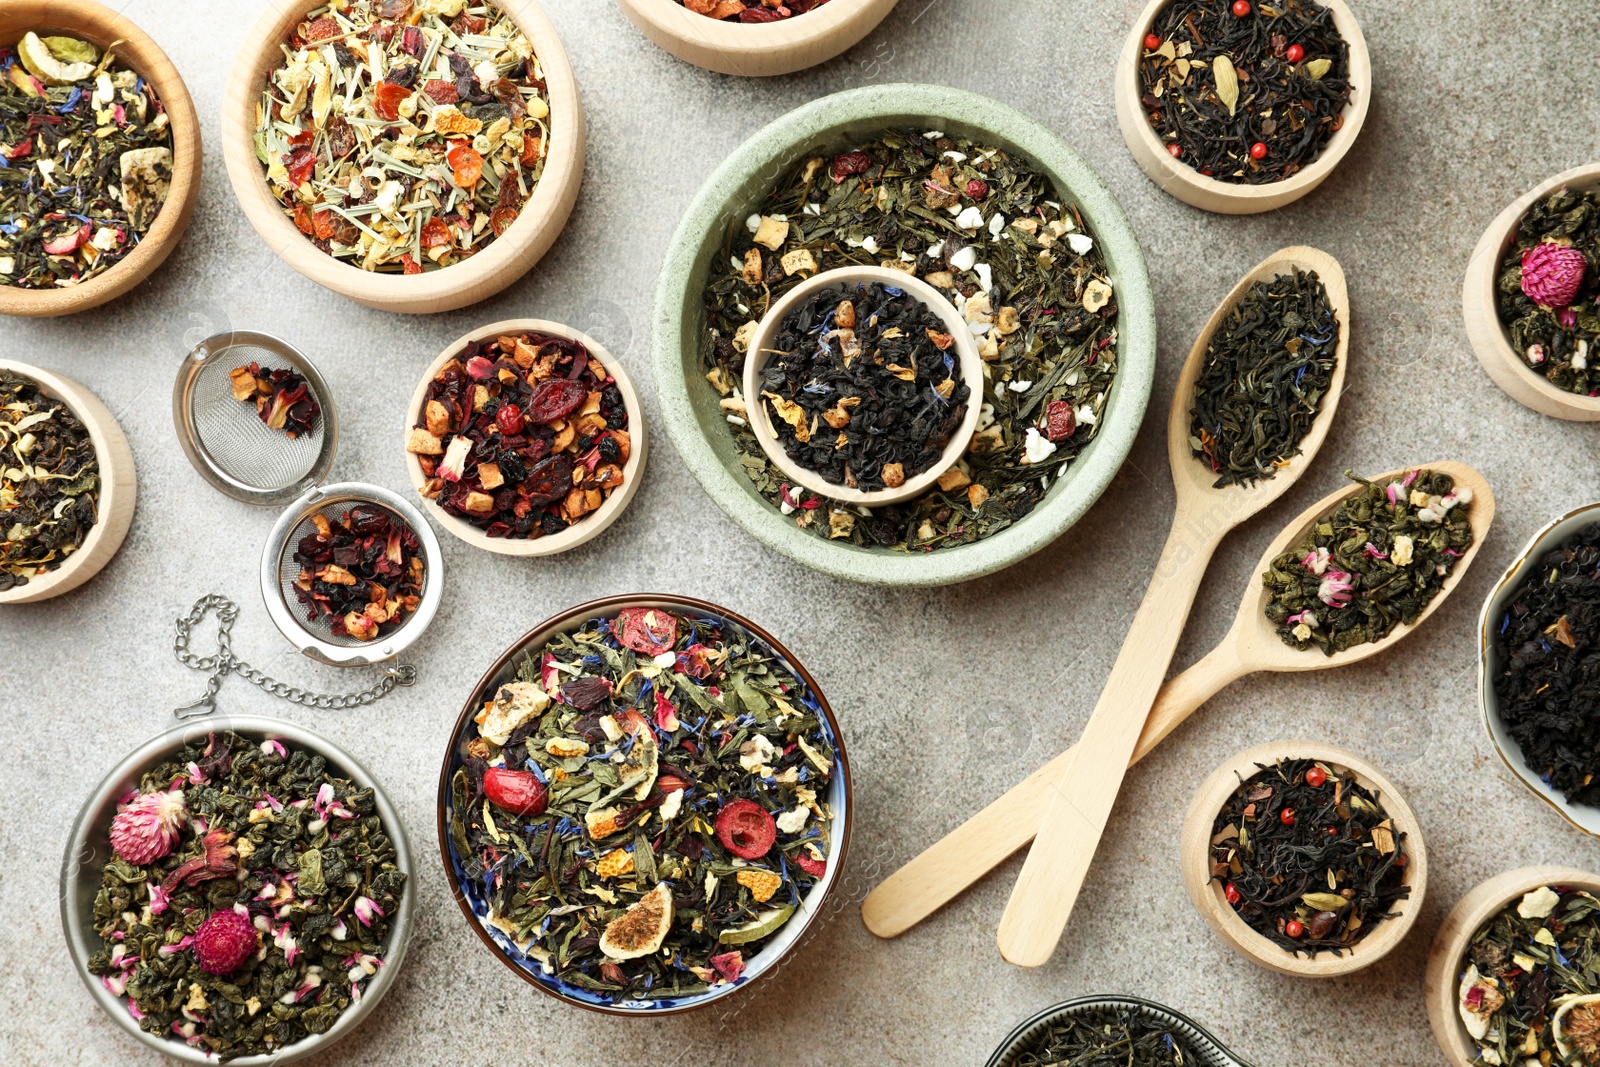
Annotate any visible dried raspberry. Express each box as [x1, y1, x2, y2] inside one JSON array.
[[966, 179, 989, 199], [192, 908, 258, 976], [716, 799, 776, 860]]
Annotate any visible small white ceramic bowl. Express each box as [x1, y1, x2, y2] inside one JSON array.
[[742, 266, 982, 507]]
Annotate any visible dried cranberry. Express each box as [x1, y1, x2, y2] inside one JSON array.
[[482, 767, 547, 816], [526, 379, 588, 424], [524, 453, 574, 506], [612, 607, 677, 656], [715, 799, 776, 859], [1044, 400, 1076, 442], [496, 403, 525, 435], [561, 676, 614, 711], [830, 151, 873, 184]]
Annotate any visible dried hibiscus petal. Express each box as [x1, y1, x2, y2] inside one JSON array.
[[561, 676, 614, 711]]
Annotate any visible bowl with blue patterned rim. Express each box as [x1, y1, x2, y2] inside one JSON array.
[[436, 593, 851, 1014]]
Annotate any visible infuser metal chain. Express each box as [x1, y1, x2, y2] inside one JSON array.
[[173, 594, 417, 718]]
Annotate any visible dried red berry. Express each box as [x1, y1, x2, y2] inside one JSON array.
[[830, 151, 873, 184], [496, 403, 525, 435], [483, 767, 548, 816], [1143, 32, 1161, 50], [792, 852, 827, 878], [1305, 766, 1327, 788], [1285, 43, 1305, 63], [1285, 919, 1304, 938], [527, 379, 588, 424], [1250, 141, 1268, 160], [1167, 143, 1182, 158], [613, 607, 678, 656], [1224, 882, 1242, 905], [524, 453, 575, 506], [966, 179, 989, 199], [284, 145, 316, 186], [1280, 807, 1297, 826], [1232, 0, 1251, 14], [1045, 400, 1076, 442], [716, 799, 776, 859], [739, 7, 786, 21]]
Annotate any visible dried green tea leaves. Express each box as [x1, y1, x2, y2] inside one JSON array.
[[1188, 268, 1337, 488], [1007, 1005, 1199, 1066], [1264, 468, 1475, 655], [0, 34, 174, 288], [0, 371, 99, 590], [85, 732, 405, 1059], [1496, 187, 1600, 397], [1210, 758, 1408, 956], [700, 128, 1118, 551]]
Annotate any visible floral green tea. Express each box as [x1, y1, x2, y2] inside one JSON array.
[[1495, 187, 1600, 397]]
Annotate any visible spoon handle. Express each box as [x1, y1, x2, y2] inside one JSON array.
[[996, 518, 1220, 967], [859, 638, 1249, 939]]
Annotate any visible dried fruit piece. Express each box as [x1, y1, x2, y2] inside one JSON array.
[[599, 882, 674, 960], [483, 767, 548, 816], [716, 799, 776, 860], [613, 607, 677, 655]]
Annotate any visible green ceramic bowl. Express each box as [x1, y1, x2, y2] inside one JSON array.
[[651, 83, 1156, 586]]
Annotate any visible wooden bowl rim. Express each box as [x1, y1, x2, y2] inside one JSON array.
[[0, 0, 202, 318], [0, 359, 136, 604], [1461, 162, 1600, 421], [1113, 0, 1371, 212], [612, 0, 900, 71], [403, 318, 648, 556], [1424, 865, 1600, 1067], [1181, 740, 1428, 978], [742, 265, 983, 506], [219, 0, 583, 312]]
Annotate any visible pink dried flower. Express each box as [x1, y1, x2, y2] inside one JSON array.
[[1300, 546, 1331, 576], [1317, 568, 1354, 609], [709, 950, 745, 984], [353, 896, 383, 927], [654, 691, 681, 732], [1522, 241, 1587, 309], [1363, 542, 1389, 560], [147, 881, 172, 915], [192, 909, 258, 976], [110, 790, 188, 865]]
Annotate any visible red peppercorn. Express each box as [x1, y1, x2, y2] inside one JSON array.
[[1224, 883, 1242, 905], [1232, 0, 1251, 14], [496, 403, 525, 435], [1285, 920, 1305, 939], [1167, 143, 1182, 158], [966, 179, 989, 199], [1285, 43, 1305, 63], [1250, 142, 1268, 160], [1305, 766, 1327, 788], [1144, 32, 1161, 50], [1327, 826, 1339, 836], [1280, 807, 1297, 826]]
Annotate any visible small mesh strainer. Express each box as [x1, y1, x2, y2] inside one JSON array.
[[261, 482, 443, 667], [173, 331, 337, 505]]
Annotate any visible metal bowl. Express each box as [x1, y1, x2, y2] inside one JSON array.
[[436, 594, 852, 1015], [61, 716, 415, 1064], [986, 995, 1253, 1067]]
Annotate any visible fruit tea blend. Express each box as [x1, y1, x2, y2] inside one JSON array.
[[676, 0, 833, 21], [447, 606, 837, 1002], [701, 128, 1117, 551]]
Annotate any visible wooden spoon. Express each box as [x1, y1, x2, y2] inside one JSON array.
[[993, 248, 1350, 967], [861, 460, 1495, 940]]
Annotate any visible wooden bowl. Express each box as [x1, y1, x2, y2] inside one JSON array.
[[1113, 0, 1372, 215], [1180, 741, 1429, 978], [0, 0, 201, 318], [1424, 866, 1600, 1067], [220, 0, 584, 314], [0, 360, 136, 604], [742, 266, 982, 507], [404, 319, 647, 555], [1462, 164, 1600, 421], [613, 0, 900, 77]]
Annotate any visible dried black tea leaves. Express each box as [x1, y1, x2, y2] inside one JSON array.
[[0, 371, 99, 590], [1263, 468, 1475, 655], [1210, 758, 1408, 956], [1459, 886, 1600, 1067], [757, 282, 970, 491], [700, 128, 1117, 551], [1009, 1005, 1198, 1067], [1492, 523, 1600, 805], [1139, 0, 1352, 184], [447, 607, 836, 1003], [1495, 187, 1600, 397], [86, 731, 405, 1060], [1187, 268, 1337, 487]]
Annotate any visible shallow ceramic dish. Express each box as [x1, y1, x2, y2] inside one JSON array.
[[987, 995, 1253, 1067], [1113, 0, 1371, 215], [1463, 164, 1600, 421], [436, 593, 852, 1015], [1424, 865, 1600, 1067], [0, 0, 202, 318], [0, 359, 136, 604], [60, 715, 416, 1065], [1180, 741, 1428, 978], [404, 319, 647, 556], [613, 0, 899, 77], [220, 0, 584, 314], [744, 266, 983, 506], [1478, 501, 1600, 834], [652, 83, 1156, 586]]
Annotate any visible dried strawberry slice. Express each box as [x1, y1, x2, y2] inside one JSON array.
[[716, 799, 776, 860], [526, 379, 587, 424], [483, 767, 547, 816], [561, 675, 613, 711], [791, 852, 827, 878], [612, 607, 677, 656]]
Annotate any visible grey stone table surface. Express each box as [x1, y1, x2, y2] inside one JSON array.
[[3, 0, 1598, 1063]]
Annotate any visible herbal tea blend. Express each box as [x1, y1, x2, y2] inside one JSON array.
[[1007, 1005, 1199, 1067], [1495, 187, 1600, 397], [1491, 523, 1600, 805], [702, 129, 1118, 550], [407, 330, 631, 538], [1209, 758, 1408, 955], [1139, 0, 1352, 184], [229, 362, 321, 440], [86, 731, 405, 1059], [291, 505, 424, 641], [255, 0, 551, 274], [0, 371, 99, 590], [676, 0, 832, 19], [757, 281, 971, 492], [1188, 268, 1337, 487], [0, 33, 174, 289], [1458, 886, 1600, 1066], [447, 606, 836, 1003], [1263, 468, 1475, 655]]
